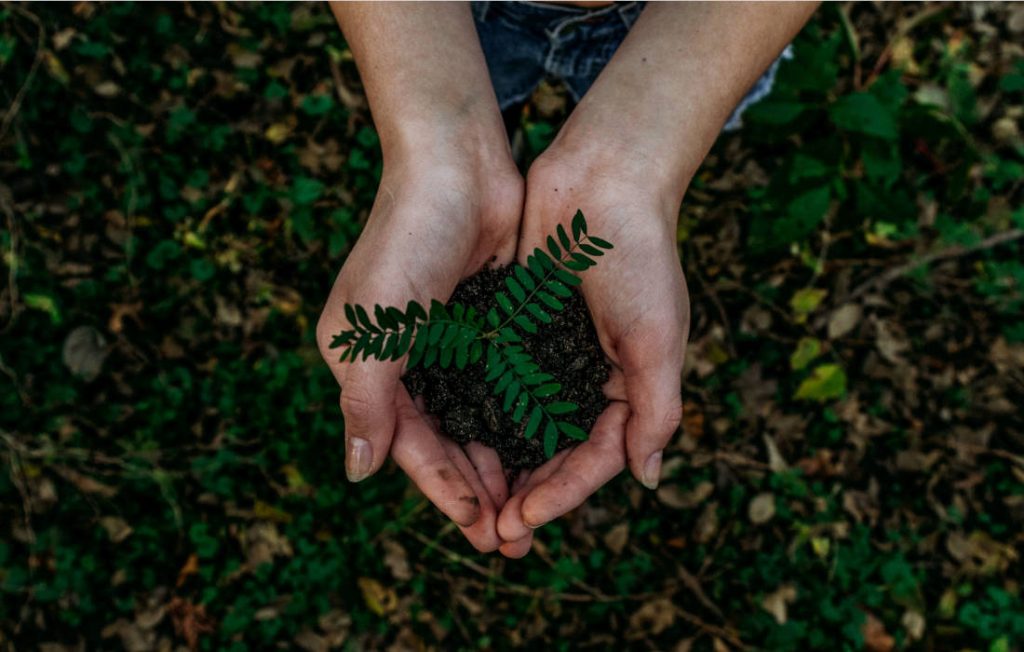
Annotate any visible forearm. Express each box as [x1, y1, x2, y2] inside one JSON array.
[[329, 2, 508, 164], [553, 2, 818, 203]]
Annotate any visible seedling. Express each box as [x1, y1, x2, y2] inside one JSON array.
[[329, 210, 613, 458]]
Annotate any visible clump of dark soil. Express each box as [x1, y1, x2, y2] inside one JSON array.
[[403, 266, 610, 470]]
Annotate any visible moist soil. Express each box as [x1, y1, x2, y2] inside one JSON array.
[[403, 266, 610, 470]]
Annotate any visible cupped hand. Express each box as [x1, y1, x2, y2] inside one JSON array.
[[316, 147, 532, 552], [496, 145, 690, 548]]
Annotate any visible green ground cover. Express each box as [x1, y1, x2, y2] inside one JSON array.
[[1, 3, 1022, 650]]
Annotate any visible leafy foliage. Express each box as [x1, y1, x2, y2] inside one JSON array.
[[0, 3, 1021, 652], [329, 210, 611, 458]]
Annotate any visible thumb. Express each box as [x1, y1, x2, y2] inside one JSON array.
[[337, 361, 401, 482], [620, 335, 683, 490]]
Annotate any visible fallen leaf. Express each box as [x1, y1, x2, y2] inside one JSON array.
[[99, 516, 133, 543], [628, 597, 675, 637], [901, 609, 925, 641], [790, 337, 822, 371], [748, 493, 776, 525], [357, 577, 397, 616], [862, 611, 895, 652], [657, 481, 714, 510], [761, 585, 797, 624], [790, 288, 827, 323], [827, 303, 862, 339], [62, 325, 109, 381], [794, 364, 848, 402], [603, 523, 629, 555], [382, 539, 412, 581]]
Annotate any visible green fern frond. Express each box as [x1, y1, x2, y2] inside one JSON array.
[[329, 209, 612, 458]]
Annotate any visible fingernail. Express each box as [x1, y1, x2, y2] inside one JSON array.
[[346, 436, 372, 482], [641, 450, 662, 490], [526, 519, 547, 530]]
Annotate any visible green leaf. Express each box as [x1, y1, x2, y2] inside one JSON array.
[[486, 307, 500, 328], [470, 340, 484, 364], [396, 325, 414, 359], [439, 345, 454, 369], [580, 243, 604, 257], [503, 380, 520, 412], [428, 322, 445, 345], [557, 224, 571, 251], [513, 315, 537, 334], [375, 304, 396, 330], [557, 422, 588, 440], [794, 364, 848, 402], [547, 402, 578, 415], [534, 383, 561, 398], [588, 236, 613, 250], [790, 288, 828, 323], [514, 265, 536, 291], [485, 359, 506, 382], [547, 235, 561, 259], [571, 253, 594, 267], [455, 343, 468, 369], [512, 393, 529, 422], [494, 371, 514, 394], [528, 255, 546, 279], [405, 300, 426, 323], [506, 276, 526, 302], [553, 269, 582, 287], [495, 292, 515, 317], [429, 299, 448, 321], [790, 337, 822, 371], [546, 280, 572, 298], [571, 209, 587, 239], [355, 305, 379, 333], [536, 291, 565, 311], [525, 407, 543, 440], [526, 303, 551, 323], [829, 92, 898, 140], [344, 304, 358, 329], [543, 420, 558, 458], [381, 332, 398, 359], [497, 327, 521, 344]]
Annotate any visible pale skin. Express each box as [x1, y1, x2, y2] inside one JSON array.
[[317, 1, 818, 557]]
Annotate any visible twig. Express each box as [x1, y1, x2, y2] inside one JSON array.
[[848, 229, 1024, 300], [0, 4, 46, 143], [862, 3, 951, 89], [686, 242, 735, 357], [0, 183, 21, 333]]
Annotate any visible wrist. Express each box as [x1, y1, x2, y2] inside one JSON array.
[[551, 106, 697, 211]]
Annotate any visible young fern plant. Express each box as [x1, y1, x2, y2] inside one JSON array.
[[329, 210, 613, 458]]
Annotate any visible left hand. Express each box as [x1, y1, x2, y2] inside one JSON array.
[[495, 139, 691, 553]]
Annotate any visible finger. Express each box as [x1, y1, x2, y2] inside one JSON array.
[[338, 361, 402, 482], [499, 534, 534, 559], [519, 401, 629, 528], [465, 441, 509, 508], [391, 391, 481, 527], [496, 449, 572, 542], [620, 337, 683, 490], [441, 439, 503, 553]]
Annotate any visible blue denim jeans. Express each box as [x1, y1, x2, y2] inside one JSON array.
[[471, 0, 791, 131]]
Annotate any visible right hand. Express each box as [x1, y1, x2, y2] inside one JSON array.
[[316, 140, 532, 554]]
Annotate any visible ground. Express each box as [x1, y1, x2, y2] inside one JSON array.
[[1, 3, 1023, 651]]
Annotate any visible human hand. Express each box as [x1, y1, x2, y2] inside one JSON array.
[[316, 139, 532, 553], [496, 142, 690, 551]]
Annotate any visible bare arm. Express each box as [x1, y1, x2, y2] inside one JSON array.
[[321, 2, 529, 555], [500, 2, 818, 544], [328, 1, 508, 163]]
